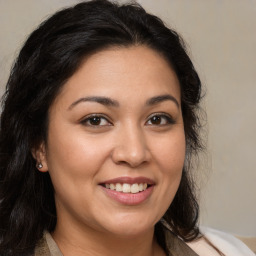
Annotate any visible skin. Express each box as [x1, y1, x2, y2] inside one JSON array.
[[36, 45, 186, 256]]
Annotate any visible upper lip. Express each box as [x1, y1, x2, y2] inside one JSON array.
[[100, 176, 155, 185]]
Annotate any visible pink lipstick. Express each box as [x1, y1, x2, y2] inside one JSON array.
[[99, 176, 155, 205]]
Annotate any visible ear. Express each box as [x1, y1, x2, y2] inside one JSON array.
[[31, 142, 49, 172]]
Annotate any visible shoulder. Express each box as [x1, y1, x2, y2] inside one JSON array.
[[187, 227, 255, 256]]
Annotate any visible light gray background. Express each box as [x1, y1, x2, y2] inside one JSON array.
[[0, 0, 255, 237]]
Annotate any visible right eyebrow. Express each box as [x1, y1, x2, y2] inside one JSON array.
[[146, 94, 180, 108], [68, 96, 119, 110]]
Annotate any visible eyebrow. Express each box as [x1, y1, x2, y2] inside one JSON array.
[[68, 96, 119, 110], [68, 94, 179, 110], [146, 94, 180, 108]]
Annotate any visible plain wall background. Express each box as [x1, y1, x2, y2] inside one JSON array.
[[0, 0, 255, 237]]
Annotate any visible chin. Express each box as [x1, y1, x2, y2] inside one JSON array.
[[100, 213, 157, 237], [109, 225, 153, 238]]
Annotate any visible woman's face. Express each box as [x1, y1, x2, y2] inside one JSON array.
[[39, 46, 185, 237]]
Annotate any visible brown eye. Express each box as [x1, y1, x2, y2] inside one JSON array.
[[150, 116, 161, 125], [89, 116, 101, 125], [81, 115, 111, 126], [146, 114, 174, 126]]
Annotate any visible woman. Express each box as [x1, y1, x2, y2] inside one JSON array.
[[0, 1, 253, 255]]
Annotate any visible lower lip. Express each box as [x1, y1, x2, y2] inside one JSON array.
[[100, 185, 154, 205]]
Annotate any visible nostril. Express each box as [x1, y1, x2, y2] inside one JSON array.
[[116, 160, 129, 166]]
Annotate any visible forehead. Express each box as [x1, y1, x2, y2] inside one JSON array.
[[52, 45, 181, 108]]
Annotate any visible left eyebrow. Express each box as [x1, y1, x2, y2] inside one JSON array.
[[146, 94, 180, 108]]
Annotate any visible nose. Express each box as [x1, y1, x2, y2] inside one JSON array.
[[111, 124, 151, 168]]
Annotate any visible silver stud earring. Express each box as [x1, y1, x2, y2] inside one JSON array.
[[37, 163, 43, 169]]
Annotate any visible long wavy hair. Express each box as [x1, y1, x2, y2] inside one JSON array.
[[0, 0, 204, 254]]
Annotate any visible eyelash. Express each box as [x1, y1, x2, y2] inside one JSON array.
[[80, 113, 175, 127]]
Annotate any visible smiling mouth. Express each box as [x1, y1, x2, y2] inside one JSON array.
[[101, 183, 152, 194]]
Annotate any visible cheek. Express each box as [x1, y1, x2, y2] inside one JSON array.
[[150, 130, 186, 208], [44, 129, 112, 216], [46, 127, 107, 171], [44, 124, 112, 198], [152, 130, 186, 174]]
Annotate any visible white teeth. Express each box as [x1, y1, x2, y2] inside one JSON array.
[[115, 183, 122, 192], [123, 183, 131, 193], [105, 182, 149, 193], [131, 183, 139, 193]]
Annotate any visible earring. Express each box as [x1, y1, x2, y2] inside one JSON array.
[[37, 163, 43, 169]]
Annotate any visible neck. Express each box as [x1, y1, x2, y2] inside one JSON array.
[[52, 222, 165, 256]]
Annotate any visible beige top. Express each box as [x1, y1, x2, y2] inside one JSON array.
[[34, 232, 63, 256], [34, 227, 255, 256], [34, 230, 199, 256]]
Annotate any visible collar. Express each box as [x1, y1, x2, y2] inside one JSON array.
[[34, 229, 198, 256]]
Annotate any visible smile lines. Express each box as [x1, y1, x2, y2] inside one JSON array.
[[103, 183, 148, 194]]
